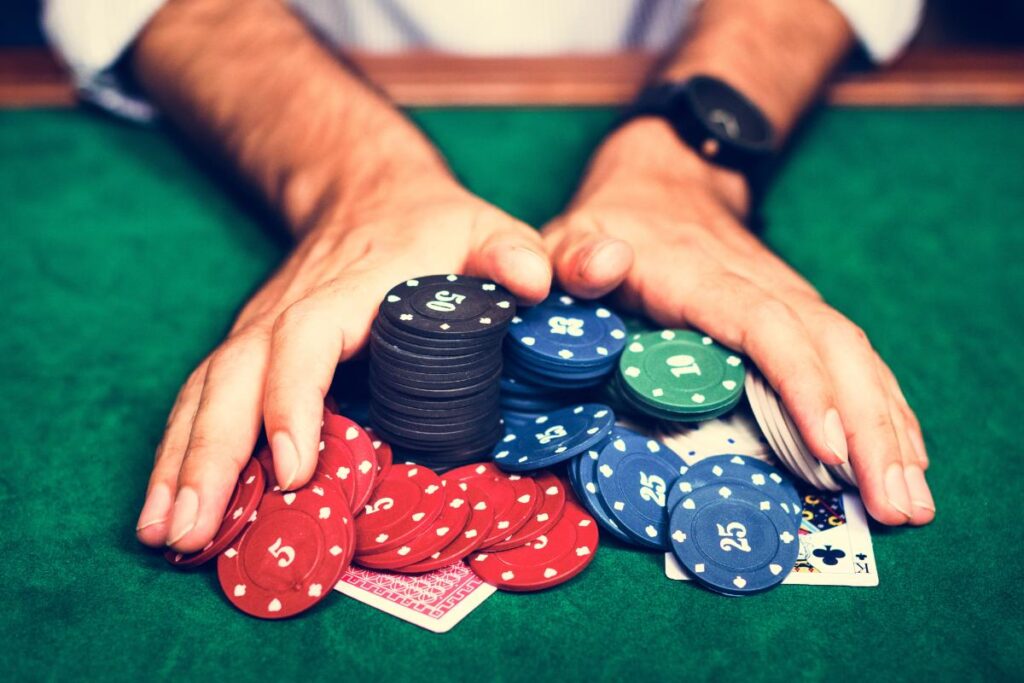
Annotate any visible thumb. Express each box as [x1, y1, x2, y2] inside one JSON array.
[[541, 213, 634, 299], [464, 207, 552, 304]]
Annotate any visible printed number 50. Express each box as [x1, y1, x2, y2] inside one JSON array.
[[426, 290, 466, 313]]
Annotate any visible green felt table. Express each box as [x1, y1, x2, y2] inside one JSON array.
[[1, 105, 1023, 682]]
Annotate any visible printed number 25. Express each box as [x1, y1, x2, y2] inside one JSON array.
[[716, 522, 751, 552]]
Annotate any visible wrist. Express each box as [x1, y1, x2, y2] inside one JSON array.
[[282, 114, 453, 235], [583, 117, 750, 218]]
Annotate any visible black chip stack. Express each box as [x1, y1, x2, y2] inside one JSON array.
[[368, 274, 516, 469]]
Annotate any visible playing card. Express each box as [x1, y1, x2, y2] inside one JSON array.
[[664, 489, 878, 587], [335, 562, 496, 632], [656, 406, 773, 465]]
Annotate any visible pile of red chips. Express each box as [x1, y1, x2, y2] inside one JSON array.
[[165, 410, 599, 619]]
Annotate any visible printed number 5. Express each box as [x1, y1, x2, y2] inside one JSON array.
[[716, 522, 751, 553], [267, 537, 296, 567]]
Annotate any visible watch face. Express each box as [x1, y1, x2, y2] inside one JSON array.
[[687, 77, 773, 150]]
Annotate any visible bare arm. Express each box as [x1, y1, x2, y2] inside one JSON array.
[[545, 0, 934, 527], [132, 0, 551, 552], [132, 0, 447, 234]]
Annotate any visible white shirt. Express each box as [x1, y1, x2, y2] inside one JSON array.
[[42, 0, 923, 121]]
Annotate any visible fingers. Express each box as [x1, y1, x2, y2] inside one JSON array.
[[465, 209, 552, 304], [638, 254, 921, 526], [810, 319, 913, 526], [541, 214, 634, 298], [884, 391, 936, 525], [647, 266, 847, 470], [876, 359, 934, 525], [875, 358, 929, 469], [168, 330, 270, 552], [136, 361, 208, 547], [262, 276, 382, 494]]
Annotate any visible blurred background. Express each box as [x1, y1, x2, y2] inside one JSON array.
[[2, 0, 1022, 108]]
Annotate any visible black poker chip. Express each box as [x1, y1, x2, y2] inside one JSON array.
[[380, 274, 516, 339], [373, 315, 501, 355], [368, 274, 515, 466]]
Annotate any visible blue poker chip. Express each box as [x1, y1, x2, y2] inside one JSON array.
[[508, 293, 627, 365], [492, 403, 615, 472], [503, 355, 610, 389], [573, 448, 635, 545], [594, 429, 684, 549], [667, 455, 803, 520], [501, 409, 542, 428], [499, 374, 552, 397], [499, 393, 575, 413], [669, 482, 800, 596]]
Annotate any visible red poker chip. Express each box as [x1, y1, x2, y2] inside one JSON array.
[[363, 427, 393, 482], [317, 414, 377, 510], [355, 478, 471, 570], [254, 443, 277, 486], [317, 436, 358, 507], [398, 480, 494, 574], [483, 470, 566, 552], [217, 475, 354, 619], [353, 464, 444, 554], [166, 457, 265, 568], [468, 500, 599, 592], [445, 462, 538, 547]]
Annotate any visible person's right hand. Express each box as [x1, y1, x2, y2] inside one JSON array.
[[135, 169, 551, 552], [542, 119, 934, 527]]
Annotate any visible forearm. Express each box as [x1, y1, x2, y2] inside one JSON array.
[[132, 0, 448, 234]]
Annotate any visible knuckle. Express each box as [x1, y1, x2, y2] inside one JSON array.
[[273, 299, 314, 336], [902, 407, 922, 432], [750, 298, 799, 331], [209, 329, 266, 371], [183, 431, 217, 462], [855, 410, 896, 440], [666, 230, 703, 254], [824, 317, 869, 347]]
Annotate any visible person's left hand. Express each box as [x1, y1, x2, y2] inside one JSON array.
[[542, 118, 934, 527]]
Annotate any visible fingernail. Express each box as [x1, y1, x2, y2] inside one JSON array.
[[272, 431, 301, 490], [167, 486, 199, 546], [903, 464, 935, 512], [578, 239, 623, 280], [908, 428, 929, 467], [823, 408, 848, 464], [136, 482, 172, 531], [883, 463, 912, 518]]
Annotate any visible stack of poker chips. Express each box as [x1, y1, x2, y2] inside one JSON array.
[[368, 274, 515, 469], [499, 293, 627, 413], [566, 432, 802, 596], [663, 453, 802, 596], [611, 329, 746, 422]]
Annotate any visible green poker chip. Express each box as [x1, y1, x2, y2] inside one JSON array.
[[612, 375, 741, 423], [617, 330, 746, 416]]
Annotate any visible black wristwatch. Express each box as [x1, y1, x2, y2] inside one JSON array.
[[620, 76, 777, 209]]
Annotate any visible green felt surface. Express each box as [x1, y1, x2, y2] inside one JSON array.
[[1, 106, 1023, 682]]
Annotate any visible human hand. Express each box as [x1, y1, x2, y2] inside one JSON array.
[[136, 167, 551, 551], [542, 119, 934, 526]]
